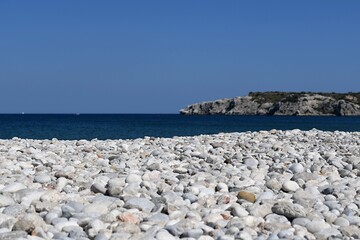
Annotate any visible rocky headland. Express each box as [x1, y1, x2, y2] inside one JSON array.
[[180, 92, 360, 116], [0, 130, 360, 239]]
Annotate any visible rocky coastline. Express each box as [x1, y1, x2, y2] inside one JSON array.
[[180, 92, 360, 116], [0, 130, 359, 239]]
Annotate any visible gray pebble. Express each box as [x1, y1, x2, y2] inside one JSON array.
[[272, 202, 306, 220], [34, 174, 52, 183], [124, 197, 155, 212], [0, 195, 15, 208]]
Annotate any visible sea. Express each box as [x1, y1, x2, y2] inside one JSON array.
[[0, 114, 360, 140]]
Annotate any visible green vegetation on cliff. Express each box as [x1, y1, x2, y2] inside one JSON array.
[[248, 92, 360, 105]]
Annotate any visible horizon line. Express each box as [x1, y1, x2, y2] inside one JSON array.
[[0, 113, 180, 115]]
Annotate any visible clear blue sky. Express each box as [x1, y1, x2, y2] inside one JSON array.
[[1, 1, 359, 113]]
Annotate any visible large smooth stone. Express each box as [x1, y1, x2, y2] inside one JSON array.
[[3, 204, 26, 217], [34, 174, 51, 183], [124, 198, 155, 212], [13, 189, 45, 207], [305, 220, 331, 233], [0, 195, 15, 207], [156, 229, 176, 240], [289, 163, 304, 174], [106, 178, 125, 196], [230, 204, 249, 217], [125, 173, 142, 184], [265, 179, 282, 191], [82, 202, 109, 215], [272, 202, 306, 220], [13, 213, 45, 233], [1, 183, 26, 193], [334, 217, 350, 227], [282, 181, 300, 192], [237, 191, 256, 203]]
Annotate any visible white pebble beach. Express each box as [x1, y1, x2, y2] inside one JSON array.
[[0, 129, 359, 240]]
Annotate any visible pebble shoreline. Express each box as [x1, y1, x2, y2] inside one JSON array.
[[0, 129, 359, 240]]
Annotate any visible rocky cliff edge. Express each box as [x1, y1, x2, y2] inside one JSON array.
[[180, 92, 360, 116]]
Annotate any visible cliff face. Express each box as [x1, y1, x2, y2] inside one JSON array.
[[180, 92, 360, 116]]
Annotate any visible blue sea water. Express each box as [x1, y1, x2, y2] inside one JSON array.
[[0, 114, 360, 140]]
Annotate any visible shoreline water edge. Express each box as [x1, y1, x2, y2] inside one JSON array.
[[0, 129, 359, 239]]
